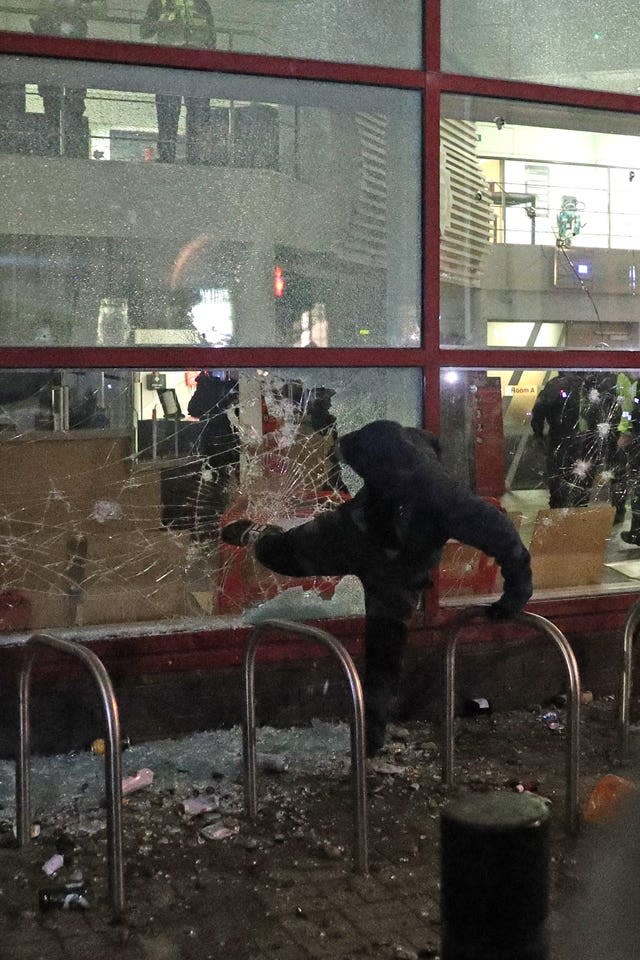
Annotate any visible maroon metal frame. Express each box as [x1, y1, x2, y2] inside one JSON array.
[[1, 0, 640, 652]]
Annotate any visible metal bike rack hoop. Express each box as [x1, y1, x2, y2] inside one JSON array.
[[443, 606, 581, 835], [243, 618, 368, 875], [619, 596, 640, 762], [17, 633, 125, 919]]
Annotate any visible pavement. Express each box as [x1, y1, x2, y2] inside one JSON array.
[[0, 701, 637, 960]]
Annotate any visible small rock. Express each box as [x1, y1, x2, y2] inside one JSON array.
[[318, 840, 344, 860], [393, 945, 418, 960], [367, 759, 405, 776], [200, 824, 238, 841]]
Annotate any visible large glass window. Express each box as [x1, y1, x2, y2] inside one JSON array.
[[441, 0, 638, 96], [0, 56, 421, 348], [440, 366, 640, 604], [3, 2, 640, 638], [0, 0, 422, 69], [440, 96, 640, 349], [0, 366, 420, 632]]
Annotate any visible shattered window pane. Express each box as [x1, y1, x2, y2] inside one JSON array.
[[0, 56, 420, 348], [441, 95, 640, 349], [0, 0, 422, 69], [440, 367, 640, 604], [0, 366, 420, 634], [442, 0, 637, 96]]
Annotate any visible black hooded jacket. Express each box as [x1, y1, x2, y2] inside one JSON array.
[[337, 420, 532, 614], [254, 420, 532, 618], [530, 372, 583, 442]]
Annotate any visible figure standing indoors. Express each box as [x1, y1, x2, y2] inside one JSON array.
[[530, 371, 586, 508], [31, 0, 92, 158], [619, 378, 640, 544], [140, 0, 215, 163]]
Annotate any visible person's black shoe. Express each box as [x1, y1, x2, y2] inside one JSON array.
[[221, 519, 259, 547], [221, 519, 281, 547], [620, 530, 640, 545], [614, 508, 627, 525]]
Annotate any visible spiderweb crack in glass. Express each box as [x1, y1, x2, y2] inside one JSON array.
[[0, 369, 386, 632]]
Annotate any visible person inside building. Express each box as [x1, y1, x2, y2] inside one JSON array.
[[186, 370, 240, 529], [530, 370, 588, 508], [221, 419, 532, 757], [140, 0, 215, 163], [618, 377, 640, 545], [31, 0, 92, 157], [580, 371, 626, 522]]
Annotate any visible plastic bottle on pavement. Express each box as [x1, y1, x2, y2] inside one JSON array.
[[258, 753, 289, 773]]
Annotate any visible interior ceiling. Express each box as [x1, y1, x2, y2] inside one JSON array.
[[443, 94, 640, 138]]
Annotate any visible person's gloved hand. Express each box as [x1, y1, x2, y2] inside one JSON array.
[[488, 596, 524, 620]]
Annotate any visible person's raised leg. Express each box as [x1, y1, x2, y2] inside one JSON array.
[[222, 504, 357, 579]]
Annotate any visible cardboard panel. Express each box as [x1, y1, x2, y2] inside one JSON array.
[[27, 580, 187, 629], [529, 505, 614, 589]]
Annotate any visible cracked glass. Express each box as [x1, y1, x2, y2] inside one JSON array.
[[0, 0, 422, 68], [0, 366, 421, 634], [442, 0, 639, 95], [0, 56, 421, 349], [440, 366, 640, 604], [441, 95, 640, 350]]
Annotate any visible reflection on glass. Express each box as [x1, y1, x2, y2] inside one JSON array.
[[0, 0, 422, 69], [0, 366, 420, 633], [442, 0, 637, 96], [0, 57, 421, 348], [441, 97, 640, 349], [439, 367, 640, 604]]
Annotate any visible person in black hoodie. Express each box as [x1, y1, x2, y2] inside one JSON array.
[[222, 419, 532, 757], [183, 370, 239, 531], [530, 370, 586, 508]]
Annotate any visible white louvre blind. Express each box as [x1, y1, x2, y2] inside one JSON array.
[[440, 119, 492, 287]]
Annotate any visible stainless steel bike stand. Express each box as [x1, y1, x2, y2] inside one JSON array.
[[619, 596, 640, 763], [443, 606, 581, 835], [17, 633, 125, 919], [243, 618, 368, 875]]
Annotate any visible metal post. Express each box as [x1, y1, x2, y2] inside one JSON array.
[[441, 791, 551, 960], [242, 618, 368, 875], [17, 634, 125, 919], [443, 606, 581, 834], [619, 597, 640, 762]]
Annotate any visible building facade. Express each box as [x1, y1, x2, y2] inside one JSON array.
[[1, 2, 640, 735]]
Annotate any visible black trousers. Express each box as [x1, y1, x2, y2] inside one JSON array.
[[37, 84, 88, 158], [545, 435, 591, 508], [254, 504, 425, 756], [155, 94, 210, 163]]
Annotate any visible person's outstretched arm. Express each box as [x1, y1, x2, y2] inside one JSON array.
[[443, 493, 533, 619]]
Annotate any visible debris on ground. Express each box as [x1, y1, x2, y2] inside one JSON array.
[[0, 698, 638, 959]]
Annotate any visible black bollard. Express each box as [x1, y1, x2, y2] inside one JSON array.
[[440, 791, 550, 960]]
